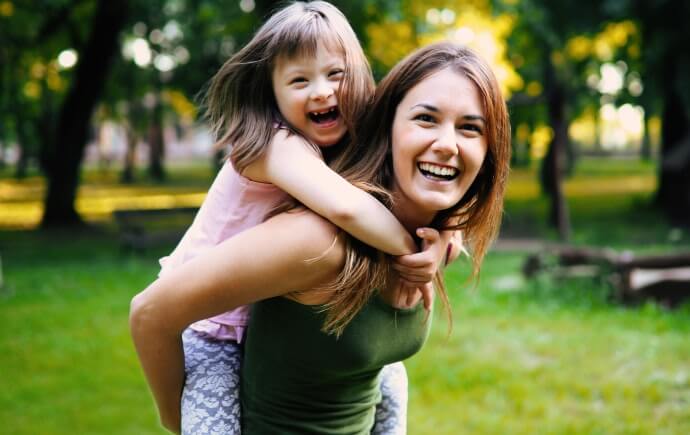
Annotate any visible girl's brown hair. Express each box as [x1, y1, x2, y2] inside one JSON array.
[[319, 42, 511, 336], [203, 1, 374, 171]]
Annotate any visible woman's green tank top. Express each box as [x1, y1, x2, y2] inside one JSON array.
[[241, 293, 431, 434]]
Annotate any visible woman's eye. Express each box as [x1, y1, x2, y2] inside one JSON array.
[[414, 114, 435, 123], [459, 123, 482, 134]]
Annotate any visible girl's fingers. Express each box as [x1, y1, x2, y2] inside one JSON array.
[[394, 254, 434, 269], [391, 264, 434, 275], [396, 272, 434, 284], [399, 276, 430, 286]]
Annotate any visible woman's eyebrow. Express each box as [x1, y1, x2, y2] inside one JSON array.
[[464, 114, 487, 124], [411, 103, 487, 124], [410, 103, 439, 112]]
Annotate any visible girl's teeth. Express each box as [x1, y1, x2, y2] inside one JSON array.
[[311, 108, 334, 116]]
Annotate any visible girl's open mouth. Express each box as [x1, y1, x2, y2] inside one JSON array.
[[309, 107, 339, 125]]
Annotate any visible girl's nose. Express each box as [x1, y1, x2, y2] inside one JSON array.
[[311, 78, 334, 101]]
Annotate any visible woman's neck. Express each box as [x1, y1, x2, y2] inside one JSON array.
[[391, 189, 435, 235]]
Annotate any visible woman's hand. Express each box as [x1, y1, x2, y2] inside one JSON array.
[[391, 281, 432, 310], [392, 228, 446, 310]]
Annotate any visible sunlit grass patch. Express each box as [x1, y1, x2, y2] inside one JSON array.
[[407, 252, 690, 434]]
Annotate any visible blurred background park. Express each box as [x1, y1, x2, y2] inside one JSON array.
[[1, 0, 689, 433]]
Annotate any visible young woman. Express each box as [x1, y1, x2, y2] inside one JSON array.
[[130, 41, 511, 434]]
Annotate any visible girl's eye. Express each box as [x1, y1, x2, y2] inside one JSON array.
[[329, 69, 344, 79], [290, 77, 307, 85], [413, 114, 435, 123]]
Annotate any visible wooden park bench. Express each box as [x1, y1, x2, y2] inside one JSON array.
[[113, 207, 198, 252], [523, 246, 690, 308]]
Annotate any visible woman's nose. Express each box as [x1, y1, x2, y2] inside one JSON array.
[[431, 124, 459, 157]]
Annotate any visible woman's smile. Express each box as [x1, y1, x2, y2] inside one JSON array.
[[417, 161, 460, 181], [390, 67, 488, 223]]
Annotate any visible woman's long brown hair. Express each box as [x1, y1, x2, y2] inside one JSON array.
[[313, 42, 511, 336]]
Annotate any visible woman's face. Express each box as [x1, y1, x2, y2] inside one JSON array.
[[390, 67, 488, 223]]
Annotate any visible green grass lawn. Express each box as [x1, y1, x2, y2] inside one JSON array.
[[1, 158, 689, 434]]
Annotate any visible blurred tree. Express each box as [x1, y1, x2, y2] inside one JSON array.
[[491, 0, 585, 240], [598, 0, 690, 223], [495, 0, 643, 240], [632, 0, 690, 223], [0, 0, 74, 179], [41, 0, 129, 227]]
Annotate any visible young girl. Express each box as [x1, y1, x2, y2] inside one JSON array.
[[149, 2, 453, 434]]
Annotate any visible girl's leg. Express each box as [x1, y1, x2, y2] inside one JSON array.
[[371, 361, 408, 435], [180, 328, 243, 435]]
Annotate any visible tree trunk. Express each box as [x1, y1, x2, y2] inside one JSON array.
[[640, 108, 652, 161], [539, 61, 571, 241], [15, 142, 29, 179], [121, 121, 137, 184], [147, 93, 165, 181], [40, 0, 128, 228], [15, 120, 36, 179], [655, 54, 690, 224]]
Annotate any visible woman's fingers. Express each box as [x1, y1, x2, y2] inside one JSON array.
[[396, 285, 413, 308], [417, 227, 441, 251], [393, 284, 423, 309], [419, 282, 434, 311], [405, 287, 416, 307], [393, 228, 444, 285]]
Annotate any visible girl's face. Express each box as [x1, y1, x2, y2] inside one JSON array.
[[390, 67, 488, 224], [272, 44, 347, 147]]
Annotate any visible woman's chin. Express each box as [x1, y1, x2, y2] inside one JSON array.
[[416, 190, 463, 213]]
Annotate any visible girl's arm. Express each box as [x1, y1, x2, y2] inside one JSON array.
[[129, 211, 344, 433], [243, 130, 417, 255]]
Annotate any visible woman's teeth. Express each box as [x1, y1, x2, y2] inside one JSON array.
[[418, 162, 458, 180], [309, 107, 339, 124]]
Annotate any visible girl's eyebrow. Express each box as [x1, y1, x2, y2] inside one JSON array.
[[410, 103, 487, 124]]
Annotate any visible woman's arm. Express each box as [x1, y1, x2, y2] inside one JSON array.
[[129, 211, 344, 432], [242, 130, 417, 255]]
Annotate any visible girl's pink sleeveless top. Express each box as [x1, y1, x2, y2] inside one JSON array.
[[158, 160, 287, 342]]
